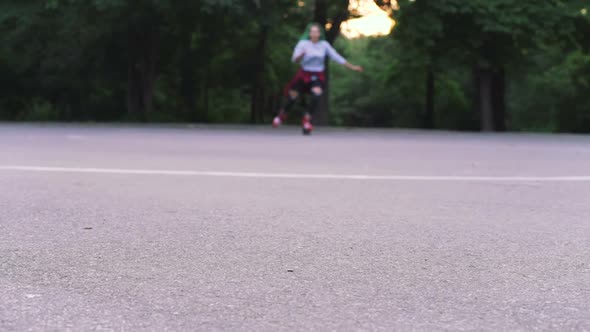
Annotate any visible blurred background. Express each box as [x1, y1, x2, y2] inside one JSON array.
[[0, 0, 588, 132]]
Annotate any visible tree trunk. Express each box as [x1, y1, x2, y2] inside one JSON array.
[[424, 68, 435, 129], [126, 26, 159, 122], [313, 0, 327, 26], [492, 67, 506, 131], [473, 64, 495, 131], [200, 64, 210, 123], [472, 64, 481, 130], [313, 0, 349, 126], [180, 32, 197, 120], [473, 64, 506, 131], [126, 63, 141, 120], [313, 0, 329, 125], [479, 68, 494, 131], [250, 26, 269, 124]]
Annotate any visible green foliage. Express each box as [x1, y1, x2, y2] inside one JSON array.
[[332, 36, 473, 129], [0, 0, 303, 122], [25, 98, 56, 121], [0, 0, 589, 132], [509, 50, 590, 133], [387, 0, 590, 131]]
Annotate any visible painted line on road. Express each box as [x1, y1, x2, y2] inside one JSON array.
[[1, 165, 590, 182]]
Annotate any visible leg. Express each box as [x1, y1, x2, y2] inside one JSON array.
[[280, 90, 300, 115], [308, 86, 323, 116], [279, 76, 304, 116], [302, 86, 322, 135], [274, 74, 302, 128], [274, 73, 303, 127], [273, 89, 299, 127]]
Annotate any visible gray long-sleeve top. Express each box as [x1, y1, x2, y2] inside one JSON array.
[[292, 40, 347, 72]]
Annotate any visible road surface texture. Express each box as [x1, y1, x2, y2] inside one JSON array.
[[1, 124, 589, 331]]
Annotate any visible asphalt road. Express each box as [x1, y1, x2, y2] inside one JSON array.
[[1, 124, 589, 331]]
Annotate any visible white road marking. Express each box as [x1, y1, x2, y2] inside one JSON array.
[[0, 165, 589, 182], [66, 134, 88, 140], [25, 294, 42, 299]]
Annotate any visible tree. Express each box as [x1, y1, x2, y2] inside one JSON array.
[[390, 0, 446, 129], [393, 0, 577, 131], [313, 0, 351, 125], [1, 0, 587, 133], [248, 0, 303, 124], [0, 0, 242, 121]]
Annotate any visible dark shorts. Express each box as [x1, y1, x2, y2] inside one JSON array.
[[284, 69, 325, 96]]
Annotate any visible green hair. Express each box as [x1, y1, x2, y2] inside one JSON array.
[[299, 22, 326, 41]]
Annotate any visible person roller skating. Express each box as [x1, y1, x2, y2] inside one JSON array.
[[272, 23, 363, 135]]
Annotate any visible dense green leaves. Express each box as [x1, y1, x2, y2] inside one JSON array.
[[0, 0, 304, 121], [0, 0, 588, 132], [387, 0, 590, 131]]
